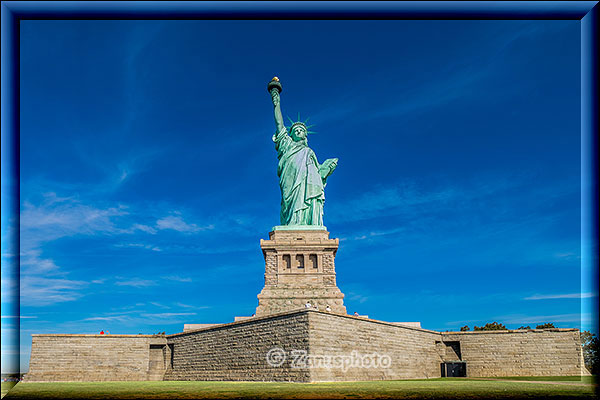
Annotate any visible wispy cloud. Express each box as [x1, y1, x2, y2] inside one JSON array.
[[80, 311, 197, 325], [174, 302, 210, 310], [21, 193, 128, 239], [19, 193, 129, 306], [149, 302, 170, 309], [114, 242, 161, 251], [18, 187, 215, 305], [20, 276, 87, 306], [82, 315, 130, 323], [162, 275, 192, 283], [347, 292, 369, 304], [340, 227, 405, 242], [19, 247, 85, 307], [330, 173, 579, 261], [328, 178, 478, 224], [330, 172, 558, 225], [130, 223, 157, 234], [554, 252, 581, 260], [114, 278, 157, 288], [524, 293, 596, 301], [156, 214, 213, 233], [140, 312, 196, 318], [498, 313, 587, 325]]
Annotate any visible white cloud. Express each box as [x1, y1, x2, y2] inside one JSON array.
[[327, 179, 480, 224], [82, 316, 129, 322], [114, 278, 157, 288], [341, 227, 406, 242], [19, 247, 88, 307], [163, 275, 192, 283], [20, 276, 87, 306], [140, 312, 196, 318], [21, 194, 128, 239], [130, 223, 157, 234], [114, 242, 161, 251], [80, 311, 197, 325], [20, 249, 61, 276], [347, 292, 369, 304], [499, 313, 588, 325], [18, 194, 131, 306], [173, 303, 211, 311], [554, 252, 581, 260], [149, 302, 170, 309], [524, 292, 596, 300], [156, 215, 212, 233]]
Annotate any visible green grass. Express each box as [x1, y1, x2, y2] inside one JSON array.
[[1, 382, 17, 399], [480, 376, 597, 384], [3, 378, 597, 400]]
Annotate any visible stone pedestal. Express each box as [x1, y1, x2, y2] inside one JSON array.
[[255, 228, 347, 316]]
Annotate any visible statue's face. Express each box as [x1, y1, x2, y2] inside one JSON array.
[[291, 125, 307, 142]]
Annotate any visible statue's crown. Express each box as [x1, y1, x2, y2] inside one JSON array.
[[290, 121, 307, 131], [287, 114, 316, 135]]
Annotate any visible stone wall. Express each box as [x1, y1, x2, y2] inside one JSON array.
[[256, 229, 346, 316], [307, 311, 443, 381], [25, 311, 585, 382], [168, 311, 445, 382], [164, 311, 311, 382], [26, 334, 167, 381], [442, 329, 583, 377]]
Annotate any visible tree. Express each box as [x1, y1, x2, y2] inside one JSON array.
[[518, 326, 531, 330], [473, 322, 507, 331], [535, 323, 556, 329], [581, 330, 599, 375], [460, 325, 470, 331]]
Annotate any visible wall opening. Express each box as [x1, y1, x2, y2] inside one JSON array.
[[282, 254, 291, 269], [295, 254, 305, 269], [149, 344, 166, 374], [441, 362, 466, 377], [444, 341, 461, 361], [309, 254, 318, 269]]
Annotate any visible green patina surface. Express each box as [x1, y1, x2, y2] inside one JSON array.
[[269, 78, 338, 227], [4, 378, 596, 399], [272, 225, 328, 231]]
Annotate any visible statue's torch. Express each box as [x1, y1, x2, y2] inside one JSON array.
[[267, 76, 282, 94]]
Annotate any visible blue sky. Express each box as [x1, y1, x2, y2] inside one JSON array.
[[0, 19, 592, 372]]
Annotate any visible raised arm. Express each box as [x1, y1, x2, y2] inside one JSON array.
[[268, 78, 285, 134], [270, 89, 285, 134]]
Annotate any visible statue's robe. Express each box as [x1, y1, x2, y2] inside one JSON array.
[[273, 127, 324, 225]]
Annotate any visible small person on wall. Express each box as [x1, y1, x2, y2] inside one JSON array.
[[305, 301, 312, 308], [326, 305, 331, 312], [353, 312, 359, 316], [100, 330, 104, 334]]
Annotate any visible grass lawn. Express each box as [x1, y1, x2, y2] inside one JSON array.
[[1, 383, 17, 399], [479, 376, 597, 384], [3, 378, 597, 400]]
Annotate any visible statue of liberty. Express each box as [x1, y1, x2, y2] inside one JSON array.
[[268, 77, 338, 227]]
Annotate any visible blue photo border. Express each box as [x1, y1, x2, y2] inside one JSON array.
[[1, 0, 598, 379]]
